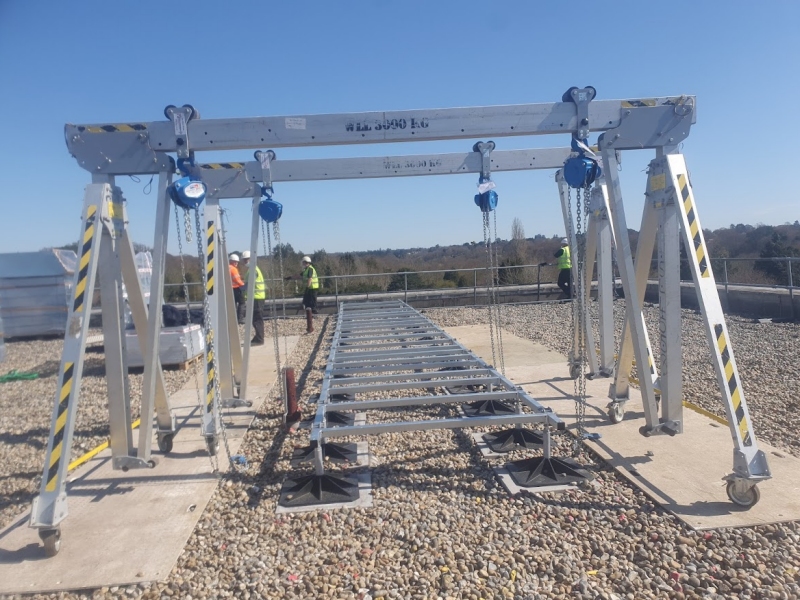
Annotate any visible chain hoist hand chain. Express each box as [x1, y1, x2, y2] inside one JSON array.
[[211, 211, 244, 472], [572, 184, 591, 455], [482, 212, 498, 370], [493, 210, 506, 375], [173, 204, 218, 473], [273, 221, 289, 362], [263, 222, 284, 404]]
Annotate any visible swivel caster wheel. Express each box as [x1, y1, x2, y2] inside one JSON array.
[[609, 403, 625, 424], [157, 434, 174, 453], [40, 527, 61, 558], [726, 480, 761, 508]]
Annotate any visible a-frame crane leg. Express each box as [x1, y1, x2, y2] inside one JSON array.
[[134, 171, 177, 457], [659, 152, 770, 506], [240, 193, 262, 402], [593, 184, 615, 375], [212, 198, 250, 409], [601, 150, 664, 435], [201, 200, 222, 454], [608, 178, 661, 425], [30, 182, 157, 556]]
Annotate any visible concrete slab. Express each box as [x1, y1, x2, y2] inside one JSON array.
[[444, 325, 800, 530], [0, 336, 298, 595]]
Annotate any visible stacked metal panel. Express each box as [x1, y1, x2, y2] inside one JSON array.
[[0, 250, 76, 338], [310, 300, 564, 456]]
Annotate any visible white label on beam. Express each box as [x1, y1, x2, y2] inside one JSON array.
[[285, 117, 306, 130]]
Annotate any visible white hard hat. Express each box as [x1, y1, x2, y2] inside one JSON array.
[[241, 251, 251, 259], [229, 253, 240, 262], [302, 256, 312, 263], [560, 238, 568, 245]]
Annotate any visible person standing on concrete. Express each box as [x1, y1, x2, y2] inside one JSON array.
[[554, 238, 572, 298], [299, 256, 319, 333], [229, 254, 246, 324], [240, 251, 265, 346]]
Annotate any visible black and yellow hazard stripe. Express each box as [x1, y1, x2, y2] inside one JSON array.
[[621, 99, 657, 108], [82, 123, 147, 133], [714, 324, 751, 445], [73, 205, 97, 313], [200, 163, 245, 170], [206, 221, 215, 295], [677, 173, 710, 278], [45, 362, 75, 492], [206, 330, 215, 409], [646, 346, 656, 377]]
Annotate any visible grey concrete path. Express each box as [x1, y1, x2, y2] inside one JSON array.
[[0, 336, 298, 596], [445, 325, 800, 530]]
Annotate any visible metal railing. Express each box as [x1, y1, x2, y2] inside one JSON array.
[[158, 256, 798, 315]]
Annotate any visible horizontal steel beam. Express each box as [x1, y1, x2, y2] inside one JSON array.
[[330, 359, 483, 375], [325, 390, 523, 411], [317, 413, 555, 441], [65, 96, 696, 175], [329, 368, 495, 386], [326, 376, 506, 395]]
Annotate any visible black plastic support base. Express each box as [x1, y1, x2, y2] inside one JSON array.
[[326, 411, 356, 427], [483, 428, 544, 453], [462, 399, 516, 417], [292, 442, 358, 464], [279, 473, 360, 507], [506, 456, 590, 488], [330, 393, 355, 402]]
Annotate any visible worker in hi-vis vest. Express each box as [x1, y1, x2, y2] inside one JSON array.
[[554, 238, 572, 298], [240, 251, 266, 346], [229, 254, 246, 324]]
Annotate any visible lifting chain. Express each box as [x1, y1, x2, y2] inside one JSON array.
[[481, 211, 505, 375], [272, 220, 290, 362], [212, 213, 244, 472], [262, 220, 285, 404], [173, 204, 217, 473], [571, 184, 590, 454]]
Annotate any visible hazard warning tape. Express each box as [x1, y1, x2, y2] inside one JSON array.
[[714, 324, 751, 445], [45, 362, 74, 491], [73, 205, 97, 313], [82, 123, 147, 133], [200, 163, 245, 170], [621, 99, 657, 108], [677, 173, 710, 278], [206, 221, 215, 295], [206, 330, 215, 408]]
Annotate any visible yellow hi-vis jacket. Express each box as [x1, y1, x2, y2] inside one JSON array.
[[302, 265, 319, 289], [244, 266, 266, 300], [557, 246, 572, 270]]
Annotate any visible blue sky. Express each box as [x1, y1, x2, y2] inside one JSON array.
[[1, 0, 798, 258]]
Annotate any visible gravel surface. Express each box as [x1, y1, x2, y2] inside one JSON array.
[[1, 305, 799, 600]]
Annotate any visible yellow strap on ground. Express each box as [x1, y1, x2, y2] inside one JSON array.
[[66, 418, 141, 471]]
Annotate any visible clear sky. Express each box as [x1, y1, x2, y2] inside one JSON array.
[[1, 0, 798, 258]]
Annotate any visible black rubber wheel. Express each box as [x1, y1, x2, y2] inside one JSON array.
[[206, 437, 219, 457], [609, 403, 624, 424], [41, 528, 61, 558], [726, 481, 761, 508], [472, 141, 483, 153], [562, 87, 579, 102], [182, 104, 199, 120], [163, 104, 176, 119], [157, 434, 174, 454]]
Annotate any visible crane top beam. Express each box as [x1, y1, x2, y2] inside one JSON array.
[[65, 95, 696, 175]]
